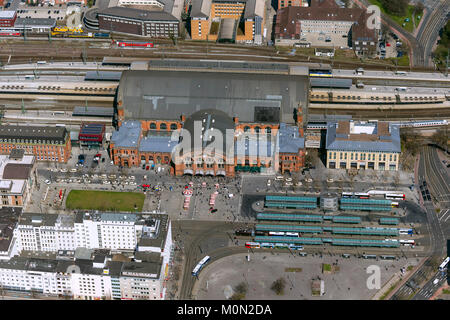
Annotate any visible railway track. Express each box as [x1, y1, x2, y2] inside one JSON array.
[[416, 0, 450, 68], [308, 108, 450, 120], [0, 41, 438, 72]]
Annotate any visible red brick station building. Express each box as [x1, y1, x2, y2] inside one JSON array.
[[110, 60, 309, 177]]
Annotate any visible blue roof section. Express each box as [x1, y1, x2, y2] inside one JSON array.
[[341, 198, 392, 205], [139, 135, 178, 153], [331, 238, 399, 247], [256, 224, 323, 233], [326, 122, 401, 153], [379, 217, 399, 225], [256, 213, 323, 222], [279, 123, 305, 153], [111, 121, 141, 148], [266, 195, 317, 202], [332, 216, 361, 223], [331, 227, 399, 236], [265, 202, 317, 209]]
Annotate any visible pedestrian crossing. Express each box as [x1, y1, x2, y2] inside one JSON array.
[[438, 209, 450, 222]]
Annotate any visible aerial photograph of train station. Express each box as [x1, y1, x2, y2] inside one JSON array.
[[0, 0, 448, 313]]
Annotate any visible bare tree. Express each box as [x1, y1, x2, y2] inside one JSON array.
[[270, 278, 286, 296]]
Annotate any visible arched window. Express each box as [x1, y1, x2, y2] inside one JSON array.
[[160, 123, 167, 130], [255, 126, 261, 133], [170, 123, 177, 130], [150, 122, 157, 129], [244, 126, 250, 132]]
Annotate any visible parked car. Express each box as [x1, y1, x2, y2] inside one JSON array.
[[44, 179, 51, 185]]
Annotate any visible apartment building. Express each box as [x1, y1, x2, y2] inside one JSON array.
[[0, 11, 17, 28], [190, 0, 265, 44], [325, 121, 401, 171], [278, 0, 307, 9], [15, 212, 172, 257], [0, 251, 166, 300], [0, 125, 71, 163], [274, 0, 378, 57], [97, 6, 179, 38], [0, 150, 35, 208]]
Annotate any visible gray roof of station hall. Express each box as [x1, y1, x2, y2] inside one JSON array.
[[326, 122, 401, 153], [279, 123, 305, 153], [117, 70, 309, 124]]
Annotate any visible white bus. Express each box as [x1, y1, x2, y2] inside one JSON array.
[[395, 71, 407, 75], [192, 256, 211, 276], [285, 232, 299, 237], [439, 257, 449, 272], [268, 231, 285, 236], [37, 61, 47, 65], [396, 87, 408, 92], [399, 240, 415, 246], [24, 75, 35, 80]]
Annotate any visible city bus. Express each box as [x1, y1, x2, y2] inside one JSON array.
[[380, 255, 396, 260], [399, 240, 415, 246], [399, 228, 413, 235], [395, 71, 407, 75], [268, 231, 285, 236], [438, 257, 449, 272], [354, 192, 370, 199], [391, 201, 399, 208], [362, 254, 377, 259], [192, 256, 211, 276], [367, 190, 405, 200], [285, 232, 299, 237], [385, 193, 406, 200], [245, 242, 260, 249]]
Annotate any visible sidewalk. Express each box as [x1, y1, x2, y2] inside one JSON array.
[[430, 284, 449, 300], [383, 257, 428, 300]]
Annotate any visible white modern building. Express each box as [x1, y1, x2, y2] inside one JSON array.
[[7, 212, 173, 299]]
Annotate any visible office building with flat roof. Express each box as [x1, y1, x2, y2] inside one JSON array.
[[325, 121, 401, 171], [0, 125, 71, 163]]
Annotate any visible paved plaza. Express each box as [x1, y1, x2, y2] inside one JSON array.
[[193, 252, 420, 300]]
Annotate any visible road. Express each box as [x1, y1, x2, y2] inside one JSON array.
[[174, 220, 249, 300], [391, 146, 449, 299], [357, 0, 450, 68]]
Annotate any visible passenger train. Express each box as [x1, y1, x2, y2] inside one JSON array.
[[309, 90, 446, 104], [392, 120, 448, 128]]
